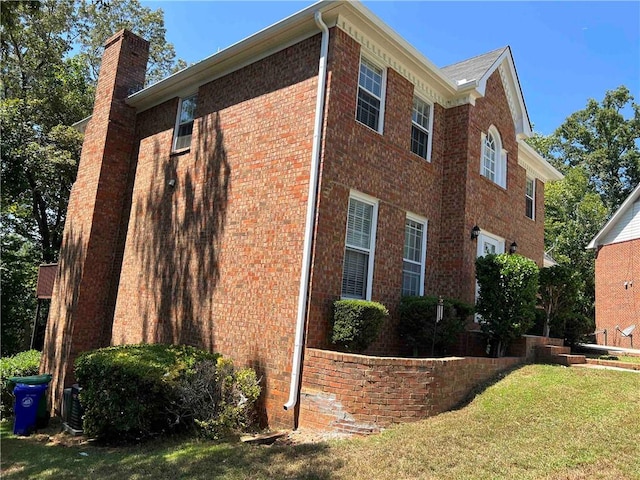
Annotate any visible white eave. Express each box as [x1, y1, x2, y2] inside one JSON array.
[[127, 0, 461, 113], [587, 182, 640, 250], [517, 140, 563, 183]]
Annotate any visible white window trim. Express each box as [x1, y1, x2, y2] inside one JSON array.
[[411, 95, 434, 162], [525, 176, 536, 220], [355, 56, 386, 134], [403, 213, 428, 296], [172, 94, 197, 152], [342, 190, 379, 300], [480, 126, 507, 188]]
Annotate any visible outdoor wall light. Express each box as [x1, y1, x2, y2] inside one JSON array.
[[509, 241, 518, 254], [471, 225, 481, 240], [168, 179, 176, 188]]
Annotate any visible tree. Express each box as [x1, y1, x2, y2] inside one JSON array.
[[538, 264, 593, 346], [547, 86, 640, 212], [476, 254, 539, 357], [1, 0, 183, 351], [75, 0, 187, 85], [543, 166, 608, 321], [1, 234, 38, 356], [527, 86, 638, 334]]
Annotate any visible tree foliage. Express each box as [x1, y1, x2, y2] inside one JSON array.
[[549, 86, 640, 211], [528, 86, 639, 333], [476, 254, 539, 357], [1, 0, 182, 352]]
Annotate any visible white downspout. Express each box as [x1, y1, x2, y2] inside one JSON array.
[[284, 11, 329, 412]]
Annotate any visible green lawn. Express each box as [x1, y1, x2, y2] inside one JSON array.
[[586, 354, 640, 365], [2, 364, 639, 480]]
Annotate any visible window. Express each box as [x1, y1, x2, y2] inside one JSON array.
[[342, 193, 378, 300], [173, 94, 197, 151], [403, 215, 427, 296], [356, 57, 384, 132], [525, 176, 535, 220], [481, 127, 506, 188], [411, 97, 433, 161]]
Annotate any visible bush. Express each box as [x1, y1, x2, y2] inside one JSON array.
[[75, 344, 218, 441], [399, 296, 473, 357], [174, 357, 261, 440], [0, 349, 41, 417], [331, 300, 388, 352], [476, 254, 539, 357]]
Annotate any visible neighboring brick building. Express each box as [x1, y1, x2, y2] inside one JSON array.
[[43, 1, 562, 428], [587, 183, 640, 348]]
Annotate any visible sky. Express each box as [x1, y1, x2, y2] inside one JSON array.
[[142, 1, 640, 136]]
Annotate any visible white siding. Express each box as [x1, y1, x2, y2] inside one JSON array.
[[602, 199, 640, 245]]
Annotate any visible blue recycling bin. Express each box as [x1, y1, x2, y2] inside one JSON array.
[[13, 383, 49, 436]]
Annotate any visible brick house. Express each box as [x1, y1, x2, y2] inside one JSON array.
[[42, 0, 562, 428], [587, 183, 640, 348]]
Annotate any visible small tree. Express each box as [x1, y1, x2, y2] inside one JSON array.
[[476, 254, 539, 357], [398, 296, 473, 357], [539, 264, 577, 337]]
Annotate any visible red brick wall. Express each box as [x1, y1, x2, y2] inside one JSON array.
[[299, 348, 523, 433], [594, 239, 640, 347], [307, 31, 546, 355], [42, 30, 149, 414], [307, 29, 446, 356], [463, 72, 545, 301], [109, 34, 322, 428]]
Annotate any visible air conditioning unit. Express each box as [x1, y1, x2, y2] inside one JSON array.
[[62, 384, 84, 435]]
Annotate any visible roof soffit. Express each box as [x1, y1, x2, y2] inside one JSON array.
[[517, 140, 563, 183]]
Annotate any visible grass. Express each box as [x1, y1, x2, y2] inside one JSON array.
[[1, 364, 639, 480], [586, 354, 640, 365]]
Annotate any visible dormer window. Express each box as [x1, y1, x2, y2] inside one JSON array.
[[356, 57, 385, 133], [173, 94, 197, 151], [481, 126, 507, 188]]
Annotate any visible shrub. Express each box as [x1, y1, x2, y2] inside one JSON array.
[[75, 344, 218, 441], [331, 300, 388, 352], [476, 254, 539, 357], [174, 357, 261, 440], [398, 296, 473, 357], [0, 349, 41, 417]]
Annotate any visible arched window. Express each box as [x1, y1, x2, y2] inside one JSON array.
[[481, 126, 507, 188]]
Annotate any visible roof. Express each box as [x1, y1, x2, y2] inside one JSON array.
[[587, 183, 640, 249], [442, 47, 507, 85], [77, 1, 541, 144]]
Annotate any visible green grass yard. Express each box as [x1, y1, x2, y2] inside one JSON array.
[[1, 364, 639, 480]]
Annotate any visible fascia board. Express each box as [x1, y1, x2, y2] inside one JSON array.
[[517, 140, 563, 183], [127, 0, 342, 112], [128, 0, 461, 113], [587, 182, 640, 249], [342, 1, 458, 95]]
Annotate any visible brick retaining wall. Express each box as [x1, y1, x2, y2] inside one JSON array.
[[299, 348, 524, 433]]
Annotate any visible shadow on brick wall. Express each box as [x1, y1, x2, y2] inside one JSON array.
[[131, 112, 230, 347], [41, 225, 85, 410]]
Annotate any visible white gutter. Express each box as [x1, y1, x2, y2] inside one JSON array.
[[284, 10, 329, 412]]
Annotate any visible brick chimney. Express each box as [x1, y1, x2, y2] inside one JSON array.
[[42, 30, 149, 414]]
